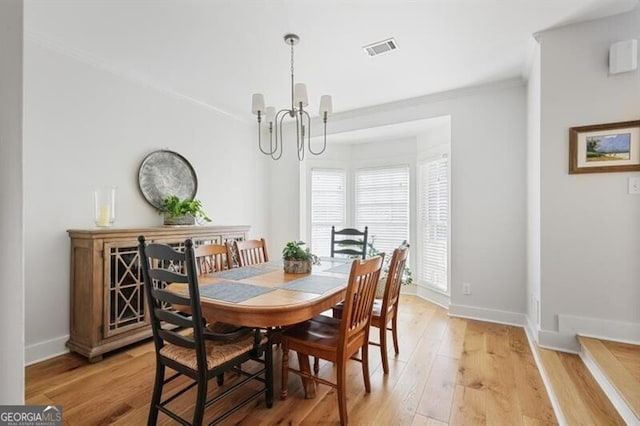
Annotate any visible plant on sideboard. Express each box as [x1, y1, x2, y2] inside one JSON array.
[[282, 240, 320, 274], [159, 195, 212, 225]]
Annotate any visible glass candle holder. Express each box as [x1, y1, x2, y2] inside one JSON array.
[[94, 187, 116, 227]]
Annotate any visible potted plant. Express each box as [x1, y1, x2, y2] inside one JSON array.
[[159, 195, 212, 226], [282, 241, 319, 274], [361, 237, 413, 298]]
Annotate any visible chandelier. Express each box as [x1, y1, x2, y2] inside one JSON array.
[[251, 34, 333, 161]]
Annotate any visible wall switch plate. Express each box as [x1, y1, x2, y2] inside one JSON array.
[[629, 177, 640, 194], [462, 282, 471, 295]]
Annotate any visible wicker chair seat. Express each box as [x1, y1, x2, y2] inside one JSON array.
[[159, 333, 267, 371]]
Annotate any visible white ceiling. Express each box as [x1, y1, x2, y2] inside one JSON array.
[[25, 0, 638, 122]]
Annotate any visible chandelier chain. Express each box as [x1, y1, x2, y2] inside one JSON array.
[[290, 40, 295, 112]]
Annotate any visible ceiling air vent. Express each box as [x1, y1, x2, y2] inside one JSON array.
[[363, 38, 398, 57]]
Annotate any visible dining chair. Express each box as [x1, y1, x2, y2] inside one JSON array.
[[138, 236, 273, 426], [195, 243, 247, 351], [281, 254, 385, 426], [330, 226, 368, 259], [332, 243, 409, 374], [234, 238, 269, 266], [194, 243, 234, 274]]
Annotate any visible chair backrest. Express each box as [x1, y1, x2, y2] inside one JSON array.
[[381, 243, 410, 316], [234, 238, 269, 267], [138, 236, 208, 370], [330, 226, 368, 259], [339, 254, 385, 353], [194, 243, 233, 275]]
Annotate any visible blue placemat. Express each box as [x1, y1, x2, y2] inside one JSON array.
[[283, 275, 346, 294], [324, 262, 353, 274], [199, 281, 275, 303], [212, 266, 270, 280], [257, 260, 283, 267]]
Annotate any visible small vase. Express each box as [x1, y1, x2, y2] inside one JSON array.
[[283, 259, 312, 274], [94, 187, 116, 227]]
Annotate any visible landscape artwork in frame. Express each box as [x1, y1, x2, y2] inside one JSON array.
[[569, 120, 640, 174]]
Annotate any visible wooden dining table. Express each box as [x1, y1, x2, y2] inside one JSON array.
[[180, 257, 354, 398], [196, 258, 352, 329]]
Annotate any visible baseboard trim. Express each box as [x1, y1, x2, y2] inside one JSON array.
[[524, 324, 568, 426], [414, 285, 450, 309], [537, 330, 580, 354], [25, 335, 69, 366], [580, 347, 640, 425], [448, 303, 526, 326], [559, 314, 640, 345]]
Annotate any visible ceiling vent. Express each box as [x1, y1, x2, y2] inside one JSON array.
[[363, 38, 398, 57]]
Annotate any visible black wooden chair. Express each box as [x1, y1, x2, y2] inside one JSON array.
[[138, 236, 273, 426], [330, 226, 368, 259]]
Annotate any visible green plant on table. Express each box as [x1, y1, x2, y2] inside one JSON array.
[[282, 241, 320, 264], [159, 195, 211, 222]]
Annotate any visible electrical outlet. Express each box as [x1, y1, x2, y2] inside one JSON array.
[[629, 177, 640, 194], [462, 282, 471, 295]]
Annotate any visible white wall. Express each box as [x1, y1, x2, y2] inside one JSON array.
[[0, 0, 25, 404], [22, 38, 269, 363], [537, 6, 640, 349], [272, 80, 528, 325], [526, 41, 542, 338]]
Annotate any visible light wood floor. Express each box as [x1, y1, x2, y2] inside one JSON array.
[[26, 296, 557, 425]]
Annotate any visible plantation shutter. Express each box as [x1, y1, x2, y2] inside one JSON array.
[[420, 156, 448, 292], [355, 166, 410, 256], [311, 168, 346, 257]]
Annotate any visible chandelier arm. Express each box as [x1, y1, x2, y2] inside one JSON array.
[[295, 111, 304, 161], [268, 111, 288, 161], [269, 122, 275, 158], [304, 110, 327, 156], [257, 112, 276, 156], [267, 109, 289, 160]]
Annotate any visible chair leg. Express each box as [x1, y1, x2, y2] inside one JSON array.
[[281, 343, 289, 400], [361, 343, 371, 393], [313, 357, 319, 374], [147, 363, 164, 426], [380, 323, 389, 375], [216, 373, 224, 386], [265, 341, 274, 408], [193, 377, 207, 426], [337, 360, 348, 426], [391, 312, 400, 355]]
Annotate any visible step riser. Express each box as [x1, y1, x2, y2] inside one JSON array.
[[580, 347, 640, 425], [579, 336, 640, 425]]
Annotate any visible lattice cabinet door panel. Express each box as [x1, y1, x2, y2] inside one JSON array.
[[103, 241, 146, 338]]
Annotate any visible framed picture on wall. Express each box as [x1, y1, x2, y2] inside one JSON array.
[[569, 120, 640, 174]]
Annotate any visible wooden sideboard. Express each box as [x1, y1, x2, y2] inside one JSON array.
[[67, 225, 250, 362]]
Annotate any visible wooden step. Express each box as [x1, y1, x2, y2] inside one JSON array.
[[579, 336, 640, 424], [536, 346, 625, 425]]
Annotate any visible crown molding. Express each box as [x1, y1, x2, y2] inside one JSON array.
[[24, 30, 250, 124], [329, 77, 525, 123]]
